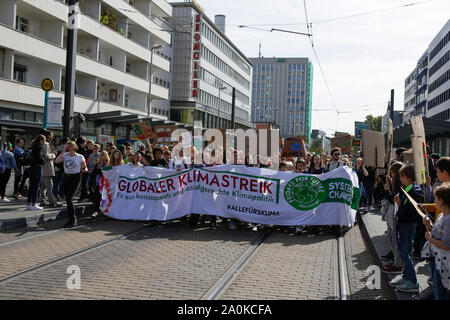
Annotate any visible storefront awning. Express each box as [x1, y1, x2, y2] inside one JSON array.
[[393, 117, 450, 147]]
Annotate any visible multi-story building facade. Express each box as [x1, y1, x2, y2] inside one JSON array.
[[427, 18, 450, 122], [168, 1, 253, 130], [0, 0, 172, 143], [250, 57, 313, 141], [403, 18, 450, 124], [403, 69, 416, 123]]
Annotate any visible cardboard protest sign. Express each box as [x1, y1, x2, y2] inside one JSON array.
[[361, 130, 385, 168], [132, 121, 154, 140], [281, 137, 307, 158], [331, 134, 352, 154], [410, 115, 429, 178], [154, 126, 177, 144], [411, 135, 427, 185], [401, 187, 432, 226]]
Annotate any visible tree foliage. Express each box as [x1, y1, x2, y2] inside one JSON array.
[[365, 115, 383, 132]]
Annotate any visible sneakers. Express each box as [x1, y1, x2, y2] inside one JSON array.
[[295, 226, 303, 234], [30, 205, 43, 211], [389, 277, 408, 288], [397, 280, 420, 293], [91, 211, 98, 218], [382, 265, 403, 274], [427, 277, 433, 286], [251, 226, 258, 232], [0, 198, 11, 202]]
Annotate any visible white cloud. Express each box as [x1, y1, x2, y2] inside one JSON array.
[[174, 0, 450, 135]]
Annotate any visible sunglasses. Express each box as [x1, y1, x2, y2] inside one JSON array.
[[333, 153, 341, 156]]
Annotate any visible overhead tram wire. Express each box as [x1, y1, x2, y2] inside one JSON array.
[[229, 0, 439, 28], [302, 0, 342, 132]]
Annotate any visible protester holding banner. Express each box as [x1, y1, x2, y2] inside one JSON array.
[[150, 147, 168, 168], [325, 148, 345, 172], [91, 151, 110, 218], [109, 150, 124, 167], [390, 165, 423, 293], [55, 141, 88, 228], [308, 154, 325, 174]]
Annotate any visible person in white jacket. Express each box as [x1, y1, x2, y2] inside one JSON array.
[[40, 130, 59, 207]]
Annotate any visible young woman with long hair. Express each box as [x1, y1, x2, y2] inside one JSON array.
[[26, 135, 46, 210], [109, 150, 124, 167], [55, 141, 88, 228], [308, 154, 325, 174], [91, 151, 110, 218]]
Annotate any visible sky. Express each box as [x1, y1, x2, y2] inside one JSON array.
[[171, 0, 450, 136]]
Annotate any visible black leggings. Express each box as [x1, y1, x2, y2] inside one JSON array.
[[64, 173, 81, 222], [0, 169, 11, 197]]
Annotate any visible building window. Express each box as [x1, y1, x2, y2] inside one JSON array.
[[15, 16, 29, 33], [13, 64, 27, 83]]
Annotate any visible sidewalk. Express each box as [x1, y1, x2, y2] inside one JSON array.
[[0, 175, 91, 231], [358, 207, 432, 300]]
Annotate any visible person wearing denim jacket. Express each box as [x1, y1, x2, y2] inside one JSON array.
[[390, 164, 424, 293]]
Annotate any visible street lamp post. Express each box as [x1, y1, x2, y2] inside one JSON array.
[[218, 86, 227, 128], [147, 44, 163, 118]]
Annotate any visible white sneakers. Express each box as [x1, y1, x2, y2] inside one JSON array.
[[0, 198, 11, 202], [26, 205, 43, 211]]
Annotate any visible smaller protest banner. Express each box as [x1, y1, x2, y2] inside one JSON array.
[[281, 136, 307, 158], [361, 130, 385, 168], [132, 121, 154, 140], [154, 126, 177, 144], [354, 122, 369, 138], [331, 134, 352, 154]]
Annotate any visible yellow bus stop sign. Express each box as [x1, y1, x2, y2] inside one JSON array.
[[41, 78, 54, 92]]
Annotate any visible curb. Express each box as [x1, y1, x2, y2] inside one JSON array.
[[356, 211, 402, 300], [0, 204, 91, 232]]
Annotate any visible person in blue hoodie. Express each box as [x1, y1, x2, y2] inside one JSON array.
[[390, 164, 424, 293], [0, 142, 19, 202]]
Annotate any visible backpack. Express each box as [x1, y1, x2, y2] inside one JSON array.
[[22, 149, 33, 166]]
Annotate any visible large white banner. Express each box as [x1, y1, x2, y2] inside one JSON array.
[[101, 165, 360, 226]]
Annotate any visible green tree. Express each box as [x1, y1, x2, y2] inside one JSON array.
[[309, 139, 324, 154], [365, 115, 383, 132]]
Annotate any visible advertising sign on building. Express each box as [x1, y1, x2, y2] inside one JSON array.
[[192, 13, 202, 98]]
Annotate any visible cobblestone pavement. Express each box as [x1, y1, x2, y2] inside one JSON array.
[[221, 231, 337, 300], [0, 219, 144, 279], [0, 215, 104, 245], [0, 224, 260, 299], [343, 223, 396, 300]]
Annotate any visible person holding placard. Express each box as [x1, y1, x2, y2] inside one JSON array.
[[390, 165, 423, 293], [422, 183, 450, 300]]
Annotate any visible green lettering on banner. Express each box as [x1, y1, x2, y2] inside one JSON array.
[[284, 177, 360, 211]]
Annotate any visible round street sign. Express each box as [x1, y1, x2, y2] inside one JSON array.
[[41, 78, 54, 92]]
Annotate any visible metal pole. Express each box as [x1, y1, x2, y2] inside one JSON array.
[[64, 0, 79, 139], [147, 49, 154, 118], [43, 91, 49, 129], [218, 89, 221, 128], [390, 89, 394, 122], [231, 87, 236, 130]]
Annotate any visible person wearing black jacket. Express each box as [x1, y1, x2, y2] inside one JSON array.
[[390, 165, 424, 293], [26, 135, 46, 211], [76, 137, 89, 202]]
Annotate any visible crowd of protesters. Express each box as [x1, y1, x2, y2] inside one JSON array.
[[0, 132, 448, 299]]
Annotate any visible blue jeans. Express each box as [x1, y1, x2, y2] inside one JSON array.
[[430, 258, 450, 300], [397, 222, 417, 283], [27, 166, 43, 205], [53, 171, 64, 198], [363, 182, 374, 206]]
